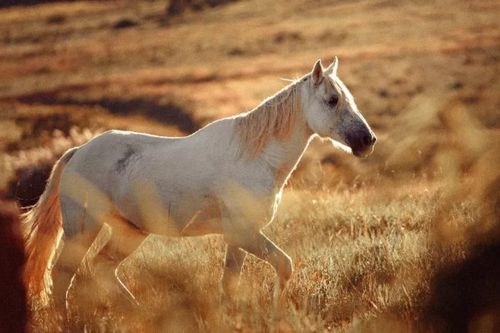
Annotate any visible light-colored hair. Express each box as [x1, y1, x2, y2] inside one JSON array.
[[235, 81, 301, 157], [326, 76, 347, 111]]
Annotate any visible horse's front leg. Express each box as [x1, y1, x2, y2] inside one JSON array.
[[244, 232, 293, 290], [221, 199, 293, 294], [225, 229, 293, 292], [221, 245, 246, 297]]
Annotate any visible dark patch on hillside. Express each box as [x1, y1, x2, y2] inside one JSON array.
[[16, 92, 199, 134], [97, 97, 199, 133], [113, 18, 138, 30], [9, 164, 52, 208], [421, 240, 500, 333], [0, 0, 62, 8], [421, 177, 500, 333], [166, 0, 239, 17]]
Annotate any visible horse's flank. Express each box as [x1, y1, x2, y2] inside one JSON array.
[[234, 81, 302, 157]]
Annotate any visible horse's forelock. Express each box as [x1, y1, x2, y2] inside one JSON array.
[[326, 75, 351, 111]]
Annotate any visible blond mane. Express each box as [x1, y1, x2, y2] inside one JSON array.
[[235, 81, 301, 157]]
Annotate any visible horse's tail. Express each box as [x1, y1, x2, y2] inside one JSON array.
[[23, 147, 78, 304]]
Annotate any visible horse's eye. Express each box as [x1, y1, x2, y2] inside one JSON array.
[[327, 95, 339, 108]]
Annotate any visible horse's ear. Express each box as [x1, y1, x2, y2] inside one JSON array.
[[311, 59, 324, 85], [325, 56, 339, 75]]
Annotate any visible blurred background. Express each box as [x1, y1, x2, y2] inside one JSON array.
[[0, 0, 498, 332]]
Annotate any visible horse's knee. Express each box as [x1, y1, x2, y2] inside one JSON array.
[[113, 263, 140, 306], [113, 266, 123, 286]]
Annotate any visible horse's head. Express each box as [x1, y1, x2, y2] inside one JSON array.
[[302, 58, 376, 157]]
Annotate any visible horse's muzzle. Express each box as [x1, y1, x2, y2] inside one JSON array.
[[348, 131, 377, 158]]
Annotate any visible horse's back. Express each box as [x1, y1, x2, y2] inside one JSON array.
[[64, 130, 167, 175], [59, 124, 237, 232]]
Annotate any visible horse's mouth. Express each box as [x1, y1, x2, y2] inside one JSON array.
[[352, 144, 375, 158], [345, 130, 377, 158]]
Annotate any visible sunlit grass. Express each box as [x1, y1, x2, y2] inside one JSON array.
[[23, 182, 478, 332], [0, 0, 498, 331]]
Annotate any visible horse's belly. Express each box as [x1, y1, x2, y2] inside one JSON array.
[[116, 189, 222, 237], [180, 201, 223, 236], [170, 193, 223, 236]]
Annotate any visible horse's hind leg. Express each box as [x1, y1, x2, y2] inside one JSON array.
[[53, 195, 107, 316], [52, 230, 100, 313], [97, 215, 147, 306]]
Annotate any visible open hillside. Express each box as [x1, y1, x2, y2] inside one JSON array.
[[0, 0, 499, 332]]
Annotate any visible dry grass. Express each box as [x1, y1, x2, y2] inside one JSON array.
[[0, 0, 498, 332]]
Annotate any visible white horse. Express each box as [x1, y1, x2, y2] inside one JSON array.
[[23, 58, 376, 313]]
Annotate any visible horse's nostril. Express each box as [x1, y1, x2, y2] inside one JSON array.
[[360, 133, 376, 147], [362, 134, 372, 146]]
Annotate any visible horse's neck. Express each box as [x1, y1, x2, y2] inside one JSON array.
[[260, 115, 312, 186]]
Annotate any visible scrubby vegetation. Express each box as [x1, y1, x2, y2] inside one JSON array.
[[0, 0, 498, 332]]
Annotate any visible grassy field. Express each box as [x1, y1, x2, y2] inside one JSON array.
[[0, 0, 499, 332]]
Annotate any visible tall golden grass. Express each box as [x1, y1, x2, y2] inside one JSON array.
[[6, 85, 495, 333], [0, 0, 498, 332]]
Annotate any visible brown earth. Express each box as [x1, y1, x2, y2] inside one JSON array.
[[0, 0, 499, 332]]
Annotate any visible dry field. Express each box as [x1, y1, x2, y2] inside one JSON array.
[[0, 0, 499, 332]]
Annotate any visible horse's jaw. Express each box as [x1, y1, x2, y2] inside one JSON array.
[[329, 138, 375, 158], [329, 138, 353, 155]]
